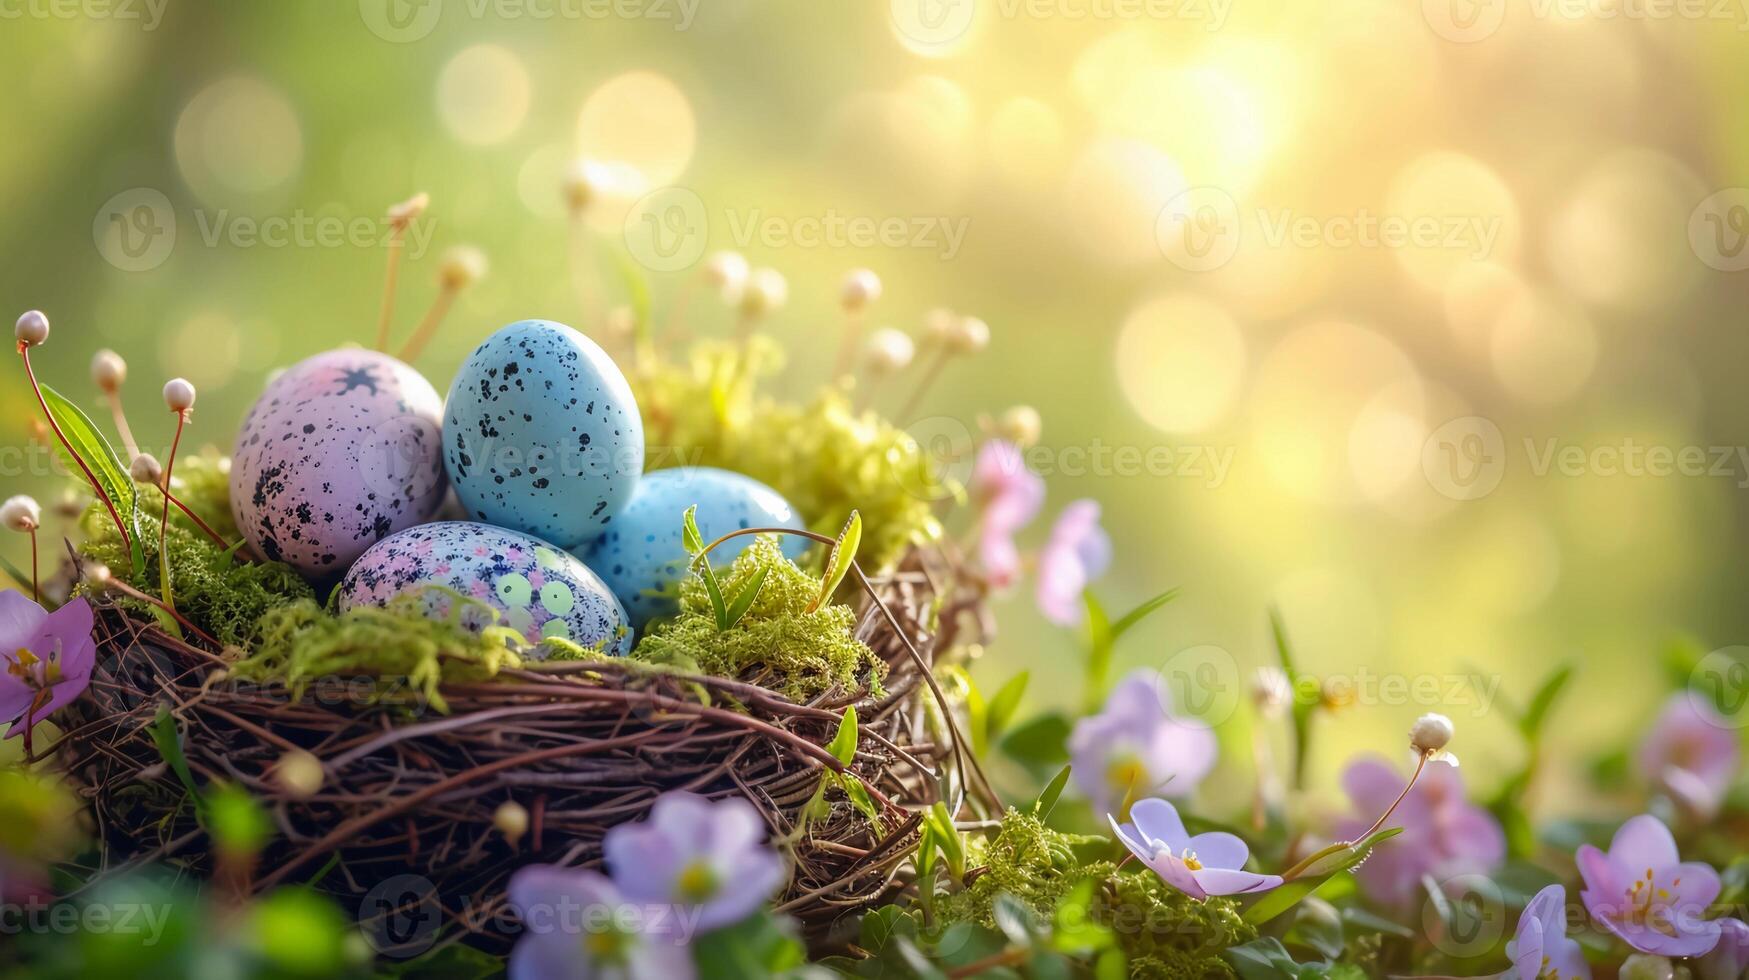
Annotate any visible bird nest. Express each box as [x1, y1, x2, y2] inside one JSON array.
[[49, 546, 986, 954]]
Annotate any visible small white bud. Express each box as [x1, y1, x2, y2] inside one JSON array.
[[997, 406, 1042, 448], [387, 192, 430, 230], [494, 800, 530, 844], [704, 251, 749, 296], [439, 245, 488, 290], [739, 268, 788, 318], [945, 315, 990, 355], [562, 159, 611, 212], [91, 349, 127, 393], [274, 749, 325, 800], [864, 328, 915, 374], [921, 307, 958, 345], [840, 269, 882, 312], [1252, 665, 1292, 718], [1409, 713, 1454, 756], [14, 310, 48, 348], [52, 490, 84, 520], [0, 495, 41, 532], [84, 562, 112, 589], [162, 378, 196, 412], [131, 453, 164, 486]]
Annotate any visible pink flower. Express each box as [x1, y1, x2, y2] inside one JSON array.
[[970, 440, 1043, 590], [1335, 755, 1505, 910], [1578, 813, 1722, 958], [0, 592, 97, 740], [1111, 797, 1280, 900], [1035, 500, 1111, 626], [1068, 670, 1216, 821], [1506, 884, 1590, 980], [1637, 693, 1740, 819]]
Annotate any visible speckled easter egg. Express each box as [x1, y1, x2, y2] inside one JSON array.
[[443, 319, 643, 550], [339, 521, 631, 654], [230, 349, 447, 577], [579, 467, 809, 628]]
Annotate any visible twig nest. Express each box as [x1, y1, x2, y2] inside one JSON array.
[[0, 495, 41, 532], [945, 315, 990, 355], [387, 192, 430, 231], [740, 268, 788, 318], [130, 454, 164, 486], [1409, 713, 1453, 755], [91, 349, 127, 393], [864, 328, 915, 374], [14, 310, 49, 348], [840, 269, 882, 311], [439, 246, 488, 291], [163, 378, 197, 413]]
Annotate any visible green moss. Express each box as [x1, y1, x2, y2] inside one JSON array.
[[629, 536, 886, 701], [937, 809, 1253, 980], [77, 457, 314, 647], [633, 339, 943, 570], [226, 590, 529, 713]]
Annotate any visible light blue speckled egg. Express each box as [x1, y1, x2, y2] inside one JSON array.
[[339, 521, 631, 656], [578, 467, 809, 628], [443, 320, 643, 549]]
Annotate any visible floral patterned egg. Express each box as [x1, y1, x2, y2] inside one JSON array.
[[442, 319, 643, 550], [230, 349, 447, 578], [578, 467, 809, 629], [339, 521, 631, 655]]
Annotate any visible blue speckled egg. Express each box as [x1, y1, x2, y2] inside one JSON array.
[[339, 521, 631, 655], [578, 467, 809, 628], [442, 320, 643, 550], [230, 349, 447, 578]]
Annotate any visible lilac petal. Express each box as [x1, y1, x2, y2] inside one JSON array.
[[978, 532, 1022, 590], [1439, 803, 1507, 868], [1147, 854, 1208, 901], [1184, 831, 1250, 872], [1544, 936, 1590, 980], [1576, 844, 1621, 899], [1521, 883, 1568, 943], [699, 795, 767, 855], [695, 847, 786, 931], [1190, 867, 1281, 896], [603, 825, 685, 902], [1607, 814, 1680, 870], [1147, 719, 1218, 796], [649, 791, 718, 842], [1127, 798, 1190, 852], [44, 599, 95, 676], [1667, 861, 1723, 911], [0, 591, 46, 651], [0, 681, 33, 728], [1108, 813, 1150, 863], [1698, 917, 1749, 980], [508, 932, 591, 980], [1342, 756, 1411, 816], [1509, 914, 1546, 980], [1598, 911, 1720, 959]]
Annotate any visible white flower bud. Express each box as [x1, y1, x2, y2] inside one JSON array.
[[1253, 665, 1291, 717], [53, 490, 84, 520], [704, 251, 749, 295], [997, 406, 1042, 448], [131, 453, 164, 486], [274, 749, 325, 800], [1409, 713, 1454, 756], [387, 192, 429, 230], [439, 246, 488, 291], [14, 310, 48, 347], [0, 495, 41, 532], [840, 269, 882, 311], [562, 159, 610, 212], [1619, 954, 1675, 980], [162, 378, 196, 412], [84, 562, 112, 588], [945, 315, 990, 355], [91, 349, 127, 393], [739, 268, 787, 318], [494, 800, 530, 843], [921, 307, 958, 345], [864, 328, 915, 374]]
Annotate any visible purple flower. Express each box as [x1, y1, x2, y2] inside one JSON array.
[[1637, 693, 1740, 819], [1335, 755, 1505, 909], [1577, 813, 1722, 958], [1506, 884, 1589, 980], [1110, 797, 1281, 900], [970, 440, 1043, 590], [603, 791, 786, 933], [0, 592, 95, 739], [507, 865, 695, 980], [1698, 917, 1749, 980], [1035, 500, 1111, 626], [1068, 669, 1217, 822]]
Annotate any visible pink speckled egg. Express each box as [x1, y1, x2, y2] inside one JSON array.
[[230, 349, 447, 577]]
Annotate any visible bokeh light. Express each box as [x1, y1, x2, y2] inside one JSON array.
[[437, 44, 531, 146], [173, 76, 302, 203], [1114, 294, 1245, 434]]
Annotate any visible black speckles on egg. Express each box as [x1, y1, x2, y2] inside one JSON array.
[[229, 350, 448, 579], [441, 320, 644, 551]]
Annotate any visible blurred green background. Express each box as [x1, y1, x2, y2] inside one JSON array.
[[3, 0, 1747, 816]]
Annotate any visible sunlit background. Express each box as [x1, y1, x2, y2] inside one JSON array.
[[3, 0, 1748, 817]]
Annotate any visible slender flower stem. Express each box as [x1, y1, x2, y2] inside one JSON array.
[[27, 527, 37, 604], [104, 391, 139, 459], [833, 311, 863, 379], [19, 345, 130, 549], [159, 411, 187, 614], [105, 575, 218, 647], [375, 227, 409, 351], [1346, 752, 1428, 846], [897, 348, 949, 421], [163, 488, 232, 551], [397, 287, 456, 364]]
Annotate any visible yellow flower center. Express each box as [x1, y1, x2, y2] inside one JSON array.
[[583, 929, 629, 964], [1181, 850, 1203, 871], [677, 860, 720, 903]]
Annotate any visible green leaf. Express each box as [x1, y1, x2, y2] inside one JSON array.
[[1269, 606, 1314, 790], [1084, 591, 1113, 712], [1224, 938, 1303, 980], [999, 712, 1072, 771], [692, 910, 808, 980], [1033, 765, 1072, 821], [927, 802, 965, 879], [992, 894, 1038, 945], [826, 707, 859, 766], [149, 706, 207, 822], [985, 672, 1029, 745], [682, 505, 705, 555], [1108, 588, 1179, 642], [41, 383, 143, 576], [1248, 829, 1405, 925], [208, 782, 272, 859], [722, 565, 769, 630], [701, 564, 729, 630], [808, 511, 861, 613], [839, 774, 880, 825], [1517, 664, 1572, 739], [1051, 879, 1114, 956]]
